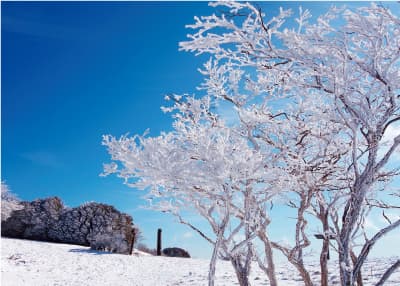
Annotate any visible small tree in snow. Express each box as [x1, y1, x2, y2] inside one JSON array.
[[1, 182, 22, 221]]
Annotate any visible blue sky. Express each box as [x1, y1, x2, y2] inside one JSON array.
[[2, 1, 399, 259]]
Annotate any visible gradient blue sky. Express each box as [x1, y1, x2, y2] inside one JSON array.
[[2, 1, 399, 259]]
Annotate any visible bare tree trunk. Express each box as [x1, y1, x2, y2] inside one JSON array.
[[350, 250, 363, 286], [259, 232, 278, 286], [339, 248, 352, 286], [207, 202, 231, 286], [339, 132, 380, 286], [272, 242, 313, 286], [340, 178, 371, 286], [271, 190, 313, 286], [231, 255, 251, 286], [232, 186, 253, 286], [208, 212, 230, 286], [319, 205, 330, 286], [293, 261, 314, 286], [208, 239, 221, 286], [293, 191, 313, 286], [320, 237, 329, 286]]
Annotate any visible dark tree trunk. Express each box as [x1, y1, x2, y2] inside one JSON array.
[[293, 261, 314, 286], [231, 256, 251, 286], [319, 205, 329, 286], [350, 250, 363, 286], [320, 238, 329, 286]]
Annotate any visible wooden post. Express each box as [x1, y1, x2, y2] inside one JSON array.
[[157, 228, 162, 256], [129, 228, 137, 255], [314, 233, 335, 260]]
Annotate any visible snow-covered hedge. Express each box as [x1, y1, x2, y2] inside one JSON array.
[[1, 197, 135, 254]]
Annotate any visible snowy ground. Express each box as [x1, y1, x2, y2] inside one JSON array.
[[1, 238, 399, 286]]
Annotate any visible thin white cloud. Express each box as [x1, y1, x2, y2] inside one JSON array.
[[364, 217, 380, 232], [20, 151, 61, 168], [183, 232, 194, 239]]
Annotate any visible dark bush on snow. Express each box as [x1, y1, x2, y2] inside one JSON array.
[[1, 197, 135, 254]]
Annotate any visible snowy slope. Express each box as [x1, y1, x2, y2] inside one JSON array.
[[1, 238, 399, 286]]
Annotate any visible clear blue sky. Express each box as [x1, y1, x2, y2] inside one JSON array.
[[2, 1, 398, 259]]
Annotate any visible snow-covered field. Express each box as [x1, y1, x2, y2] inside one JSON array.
[[1, 238, 399, 286]]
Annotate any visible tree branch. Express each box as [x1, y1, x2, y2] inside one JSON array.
[[375, 259, 400, 286], [382, 116, 400, 134], [375, 134, 400, 172], [176, 213, 215, 245], [352, 218, 400, 283]]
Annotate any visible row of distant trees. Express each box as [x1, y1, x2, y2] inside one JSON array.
[[103, 2, 399, 286]]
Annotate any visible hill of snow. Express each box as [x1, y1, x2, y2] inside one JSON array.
[[1, 238, 399, 285]]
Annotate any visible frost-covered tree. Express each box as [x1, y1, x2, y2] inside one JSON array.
[[104, 2, 399, 286], [179, 2, 400, 286], [103, 95, 284, 286]]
